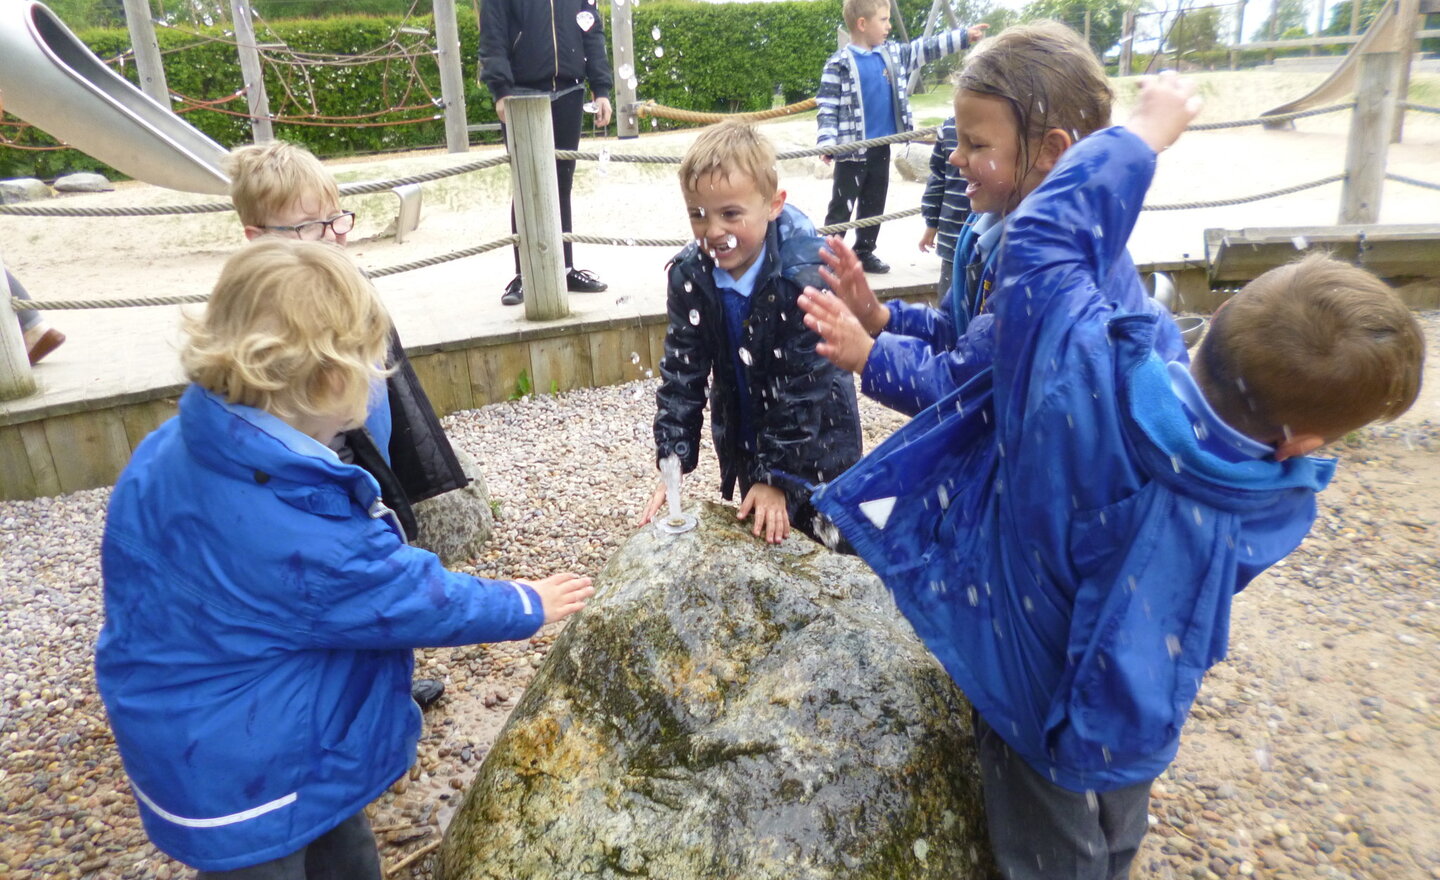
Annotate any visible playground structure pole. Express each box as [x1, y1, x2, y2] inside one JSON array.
[[1120, 11, 1135, 75], [228, 0, 273, 143], [0, 253, 37, 402], [1231, 0, 1246, 70], [1339, 51, 1399, 224], [612, 0, 638, 139], [120, 0, 169, 108], [506, 95, 569, 321], [1391, 0, 1420, 142], [432, 0, 469, 154]]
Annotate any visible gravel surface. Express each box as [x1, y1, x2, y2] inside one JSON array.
[[2, 317, 1437, 879]]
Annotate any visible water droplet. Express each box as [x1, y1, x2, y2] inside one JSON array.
[[967, 585, 979, 606], [650, 117, 658, 128], [937, 485, 950, 509], [1193, 420, 1209, 441], [1291, 235, 1308, 250], [1170, 455, 1183, 474], [582, 101, 597, 114], [630, 352, 641, 365], [1023, 595, 1035, 613], [618, 63, 634, 80], [1165, 634, 1182, 659], [738, 347, 753, 366], [654, 46, 665, 58], [683, 280, 693, 292], [1126, 574, 1138, 592], [644, 369, 653, 379], [651, 25, 661, 40], [1085, 789, 1098, 812], [723, 233, 737, 249], [772, 348, 782, 359], [1191, 505, 1204, 525], [688, 309, 700, 325]]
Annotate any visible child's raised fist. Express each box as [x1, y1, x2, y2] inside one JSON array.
[[1125, 71, 1203, 154]]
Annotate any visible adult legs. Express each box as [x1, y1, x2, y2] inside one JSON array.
[[973, 712, 1153, 880], [6, 270, 65, 363], [194, 812, 382, 880], [852, 144, 891, 257]]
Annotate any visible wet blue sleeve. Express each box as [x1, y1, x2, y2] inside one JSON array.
[[860, 317, 994, 416]]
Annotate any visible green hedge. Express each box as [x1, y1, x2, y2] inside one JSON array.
[[0, 0, 853, 180]]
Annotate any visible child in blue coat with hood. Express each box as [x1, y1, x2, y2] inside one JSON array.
[[96, 240, 594, 878], [799, 74, 1424, 878]]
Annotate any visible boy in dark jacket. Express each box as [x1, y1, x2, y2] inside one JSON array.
[[639, 121, 862, 545], [800, 74, 1424, 878]]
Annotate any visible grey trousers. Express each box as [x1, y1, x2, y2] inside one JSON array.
[[6, 270, 41, 332], [974, 713, 1154, 880], [194, 811, 381, 880]]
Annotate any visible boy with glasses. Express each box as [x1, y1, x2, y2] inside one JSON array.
[[226, 141, 470, 711]]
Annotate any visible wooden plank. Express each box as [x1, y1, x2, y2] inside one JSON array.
[[0, 424, 38, 500], [17, 421, 61, 498], [466, 343, 532, 406], [646, 322, 669, 378], [120, 398, 178, 453], [529, 336, 592, 396], [409, 350, 474, 417], [589, 326, 656, 388], [43, 409, 132, 494], [1205, 225, 1440, 282]]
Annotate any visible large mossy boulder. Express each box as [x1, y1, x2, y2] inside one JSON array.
[[438, 502, 994, 880]]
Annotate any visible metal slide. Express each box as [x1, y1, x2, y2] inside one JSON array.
[[0, 1, 230, 194], [1260, 0, 1400, 123]]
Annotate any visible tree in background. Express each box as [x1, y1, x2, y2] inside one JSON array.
[[1168, 3, 1224, 56], [1322, 0, 1384, 33], [1253, 0, 1308, 39], [1021, 0, 1131, 56]]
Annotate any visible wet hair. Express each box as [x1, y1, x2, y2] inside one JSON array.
[[225, 141, 342, 230], [843, 0, 888, 31], [678, 120, 778, 200], [1194, 254, 1425, 443], [954, 20, 1112, 192], [182, 239, 391, 428]]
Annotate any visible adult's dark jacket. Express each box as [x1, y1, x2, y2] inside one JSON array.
[[655, 205, 862, 509], [479, 0, 613, 100], [343, 330, 467, 540]]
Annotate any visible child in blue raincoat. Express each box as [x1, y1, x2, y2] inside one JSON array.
[[96, 240, 594, 877], [825, 21, 1184, 417], [799, 74, 1424, 879]]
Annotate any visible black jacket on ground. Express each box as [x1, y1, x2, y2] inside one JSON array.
[[479, 0, 613, 99], [655, 209, 863, 515], [343, 329, 468, 540]]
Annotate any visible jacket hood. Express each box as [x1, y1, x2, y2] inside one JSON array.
[[179, 385, 385, 521]]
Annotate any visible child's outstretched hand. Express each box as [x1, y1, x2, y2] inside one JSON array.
[[967, 23, 989, 43], [819, 235, 888, 337], [799, 286, 875, 374], [636, 478, 671, 527], [1125, 71, 1203, 154], [737, 483, 790, 544], [518, 572, 594, 624]]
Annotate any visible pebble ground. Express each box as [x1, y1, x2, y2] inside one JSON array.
[[2, 317, 1436, 879]]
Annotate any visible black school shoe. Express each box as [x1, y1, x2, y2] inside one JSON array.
[[857, 253, 891, 274], [566, 268, 608, 292], [412, 678, 445, 711], [500, 275, 523, 306]]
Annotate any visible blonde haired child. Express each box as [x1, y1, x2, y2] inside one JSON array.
[[97, 239, 593, 878], [638, 121, 862, 545]]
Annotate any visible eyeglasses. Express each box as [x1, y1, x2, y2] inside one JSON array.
[[264, 211, 356, 241]]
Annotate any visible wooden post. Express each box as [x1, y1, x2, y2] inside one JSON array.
[[0, 255, 37, 402], [1392, 0, 1420, 142], [1083, 8, 1092, 46], [1120, 10, 1136, 75], [121, 0, 170, 107], [908, 0, 945, 96], [611, 0, 638, 138], [432, 0, 469, 153], [1311, 0, 1325, 54], [506, 95, 568, 321], [1339, 51, 1399, 224], [1267, 10, 1277, 63], [228, 0, 273, 142], [1350, 0, 1362, 33]]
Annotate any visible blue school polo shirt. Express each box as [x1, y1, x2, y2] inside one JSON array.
[[850, 45, 896, 139], [715, 246, 768, 453]]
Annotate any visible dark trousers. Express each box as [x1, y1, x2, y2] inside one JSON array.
[[824, 144, 891, 256], [194, 811, 380, 880], [502, 87, 584, 273], [973, 713, 1153, 880]]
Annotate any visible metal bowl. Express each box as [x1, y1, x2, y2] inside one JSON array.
[[1174, 315, 1207, 349]]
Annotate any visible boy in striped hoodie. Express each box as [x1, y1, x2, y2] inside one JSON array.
[[816, 0, 984, 274]]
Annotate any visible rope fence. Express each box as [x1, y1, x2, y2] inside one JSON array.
[[4, 99, 1437, 312]]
